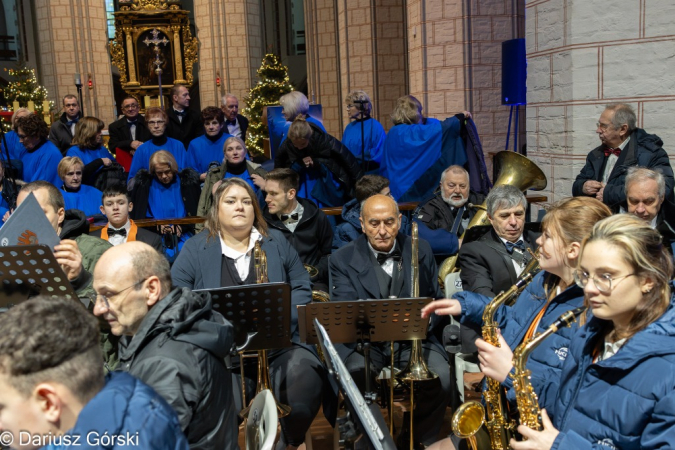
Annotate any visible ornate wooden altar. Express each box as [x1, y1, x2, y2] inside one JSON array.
[[109, 0, 198, 102]]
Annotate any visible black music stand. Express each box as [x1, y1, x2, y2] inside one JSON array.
[[0, 245, 78, 310], [314, 317, 397, 450], [197, 282, 293, 351], [298, 297, 433, 403]]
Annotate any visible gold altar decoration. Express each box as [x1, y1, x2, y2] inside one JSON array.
[[109, 0, 198, 100]]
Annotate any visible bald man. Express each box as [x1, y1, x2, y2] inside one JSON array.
[[92, 242, 238, 450], [329, 194, 452, 448]]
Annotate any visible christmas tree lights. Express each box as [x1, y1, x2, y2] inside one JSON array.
[[243, 54, 294, 156]]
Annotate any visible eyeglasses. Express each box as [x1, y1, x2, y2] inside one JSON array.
[[123, 104, 139, 110], [147, 120, 166, 126], [573, 270, 635, 294], [94, 278, 148, 310]]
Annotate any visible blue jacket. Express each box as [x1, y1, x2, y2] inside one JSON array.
[[454, 271, 585, 413], [44, 372, 188, 449], [551, 304, 675, 450]]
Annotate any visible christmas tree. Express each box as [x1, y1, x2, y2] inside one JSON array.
[[243, 54, 294, 156], [1, 66, 53, 115]]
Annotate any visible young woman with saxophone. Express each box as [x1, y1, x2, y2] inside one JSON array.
[[171, 177, 328, 450], [510, 214, 675, 450], [423, 196, 611, 450]]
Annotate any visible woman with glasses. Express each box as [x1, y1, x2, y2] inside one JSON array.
[[127, 107, 188, 181], [66, 117, 116, 188], [341, 90, 386, 172], [58, 156, 103, 217], [171, 177, 330, 450], [423, 197, 611, 450], [510, 213, 675, 450]]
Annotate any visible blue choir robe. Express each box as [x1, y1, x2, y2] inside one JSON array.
[[127, 137, 187, 181], [341, 117, 386, 164], [60, 184, 103, 217], [1, 130, 28, 160], [21, 140, 62, 186], [186, 132, 232, 174], [147, 176, 191, 261], [66, 145, 115, 166], [381, 117, 467, 202]]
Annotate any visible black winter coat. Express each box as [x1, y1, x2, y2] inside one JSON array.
[[118, 287, 238, 450]]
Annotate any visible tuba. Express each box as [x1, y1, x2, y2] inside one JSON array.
[[438, 151, 547, 289], [395, 222, 437, 450], [451, 252, 541, 450], [512, 307, 586, 434], [240, 241, 291, 419]]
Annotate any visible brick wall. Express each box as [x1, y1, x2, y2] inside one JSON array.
[[34, 0, 114, 124], [526, 0, 675, 204]]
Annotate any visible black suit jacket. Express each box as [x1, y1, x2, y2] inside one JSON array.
[[90, 225, 163, 253], [228, 114, 248, 140], [107, 116, 152, 152], [166, 108, 204, 149], [458, 228, 538, 298]]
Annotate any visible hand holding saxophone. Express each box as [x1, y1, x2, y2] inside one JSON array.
[[509, 409, 558, 450], [420, 298, 462, 318], [475, 331, 513, 383]]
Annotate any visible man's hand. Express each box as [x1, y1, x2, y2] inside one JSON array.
[[302, 156, 314, 168], [582, 180, 603, 195], [510, 409, 559, 450], [130, 140, 143, 150], [421, 298, 462, 318], [595, 186, 605, 203], [475, 332, 513, 383], [101, 158, 112, 166], [54, 239, 83, 281], [3, 210, 11, 223], [251, 174, 266, 190]]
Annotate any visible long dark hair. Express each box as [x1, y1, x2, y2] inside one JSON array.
[[204, 177, 268, 241]]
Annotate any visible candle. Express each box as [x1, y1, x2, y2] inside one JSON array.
[[42, 100, 50, 112], [27, 101, 35, 112], [74, 73, 82, 85], [12, 101, 19, 111], [144, 96, 151, 108]]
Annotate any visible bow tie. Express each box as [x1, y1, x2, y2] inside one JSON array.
[[603, 147, 621, 157], [376, 248, 402, 265], [505, 239, 525, 254], [226, 120, 237, 126], [174, 109, 186, 117], [127, 120, 137, 127], [281, 213, 299, 221], [66, 118, 79, 127], [108, 227, 127, 237]]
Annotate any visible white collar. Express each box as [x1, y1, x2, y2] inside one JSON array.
[[220, 227, 262, 258]]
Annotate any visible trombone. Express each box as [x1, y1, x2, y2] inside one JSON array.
[[240, 241, 291, 419]]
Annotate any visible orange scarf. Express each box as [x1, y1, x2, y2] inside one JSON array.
[[100, 220, 139, 242]]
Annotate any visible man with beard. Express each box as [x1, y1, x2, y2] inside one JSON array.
[[416, 165, 484, 236]]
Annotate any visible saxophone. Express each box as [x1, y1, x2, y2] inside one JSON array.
[[452, 252, 541, 449], [480, 253, 541, 450], [511, 306, 586, 433]]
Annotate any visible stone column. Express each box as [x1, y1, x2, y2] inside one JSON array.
[[33, 0, 115, 124], [526, 0, 675, 203], [193, 0, 262, 108]]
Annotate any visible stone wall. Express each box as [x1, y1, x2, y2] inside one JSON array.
[[526, 0, 675, 204]]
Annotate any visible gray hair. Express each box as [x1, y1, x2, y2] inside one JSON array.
[[221, 93, 237, 105], [129, 244, 172, 295], [605, 103, 637, 134], [440, 165, 469, 184], [279, 91, 309, 120], [345, 90, 372, 115], [11, 107, 31, 127], [625, 166, 666, 199], [486, 185, 527, 217]]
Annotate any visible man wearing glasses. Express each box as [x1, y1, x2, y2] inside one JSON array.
[[108, 96, 152, 172], [572, 103, 674, 207], [92, 241, 238, 450]]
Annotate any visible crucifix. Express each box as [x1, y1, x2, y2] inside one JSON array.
[[143, 28, 170, 108]]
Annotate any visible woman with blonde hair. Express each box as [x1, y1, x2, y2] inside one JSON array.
[[172, 177, 330, 450], [57, 156, 103, 217], [423, 196, 612, 450], [511, 214, 675, 450], [66, 116, 116, 187]]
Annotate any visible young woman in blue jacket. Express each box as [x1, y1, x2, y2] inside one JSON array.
[[511, 214, 675, 450], [423, 196, 611, 450]]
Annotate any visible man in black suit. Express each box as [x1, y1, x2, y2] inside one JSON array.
[[221, 93, 248, 140], [416, 165, 485, 236], [166, 84, 203, 148], [107, 96, 152, 168], [90, 184, 163, 253], [329, 194, 451, 448], [456, 185, 537, 352]]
